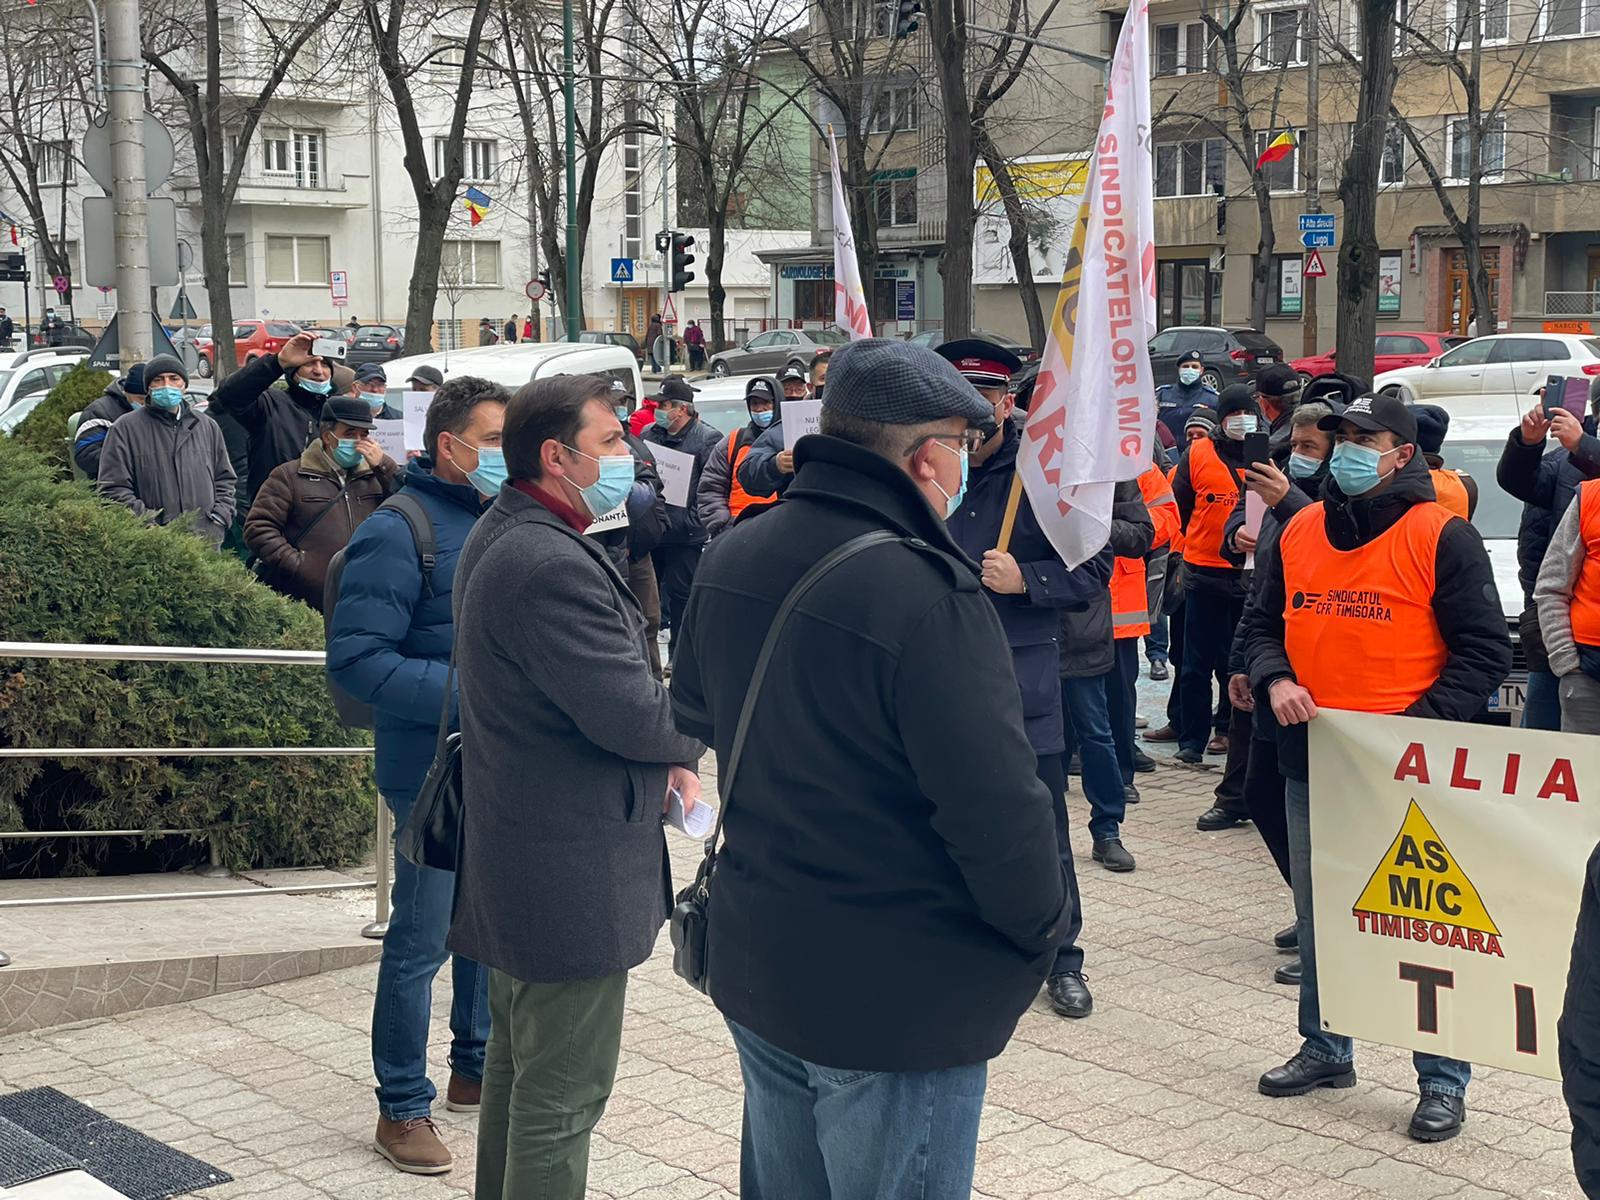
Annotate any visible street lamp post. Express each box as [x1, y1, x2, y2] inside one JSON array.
[[562, 0, 580, 342]]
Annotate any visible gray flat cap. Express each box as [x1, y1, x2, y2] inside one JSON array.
[[822, 338, 992, 426]]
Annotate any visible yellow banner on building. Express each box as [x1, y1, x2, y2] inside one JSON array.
[[1309, 709, 1600, 1081], [974, 156, 1089, 204]]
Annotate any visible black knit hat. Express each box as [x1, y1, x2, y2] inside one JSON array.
[[1411, 404, 1450, 455], [143, 353, 188, 386], [1217, 384, 1263, 421]]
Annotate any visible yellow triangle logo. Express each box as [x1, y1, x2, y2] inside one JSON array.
[[1352, 800, 1499, 936]]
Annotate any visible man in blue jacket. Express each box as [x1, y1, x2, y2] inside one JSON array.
[[940, 338, 1113, 1021], [327, 375, 510, 1177]]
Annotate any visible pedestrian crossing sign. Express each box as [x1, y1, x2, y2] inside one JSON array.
[[612, 258, 635, 283]]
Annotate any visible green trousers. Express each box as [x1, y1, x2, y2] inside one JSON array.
[[474, 967, 628, 1200]]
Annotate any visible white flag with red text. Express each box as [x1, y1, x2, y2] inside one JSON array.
[[829, 130, 873, 340], [1015, 0, 1157, 568]]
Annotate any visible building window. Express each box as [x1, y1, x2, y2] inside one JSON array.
[[1256, 6, 1305, 66], [1546, 0, 1600, 35], [1155, 21, 1210, 74], [870, 85, 918, 134], [36, 140, 74, 185], [440, 239, 500, 287], [1253, 129, 1300, 191], [433, 137, 498, 181], [1380, 122, 1406, 184], [266, 19, 325, 74], [227, 233, 247, 286], [1448, 0, 1508, 42], [1154, 138, 1227, 197], [1269, 254, 1303, 316], [261, 129, 322, 187], [264, 234, 329, 285], [1448, 115, 1505, 181], [874, 171, 917, 227], [429, 36, 497, 86]]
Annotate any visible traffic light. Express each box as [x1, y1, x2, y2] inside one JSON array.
[[0, 252, 27, 283], [654, 230, 672, 255], [894, 0, 921, 38], [669, 231, 695, 293]]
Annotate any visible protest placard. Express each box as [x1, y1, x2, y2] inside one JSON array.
[[651, 444, 696, 508], [783, 399, 822, 450], [1310, 710, 1600, 1079]]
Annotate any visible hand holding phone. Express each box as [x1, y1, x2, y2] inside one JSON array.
[[311, 336, 348, 361], [1242, 430, 1270, 468]]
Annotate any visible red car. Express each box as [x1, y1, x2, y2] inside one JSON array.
[[1292, 332, 1468, 383], [230, 319, 302, 367]]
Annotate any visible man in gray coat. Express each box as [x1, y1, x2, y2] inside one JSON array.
[[97, 354, 235, 548], [450, 372, 703, 1200]]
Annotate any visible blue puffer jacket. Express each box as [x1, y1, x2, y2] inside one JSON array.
[[326, 462, 486, 800]]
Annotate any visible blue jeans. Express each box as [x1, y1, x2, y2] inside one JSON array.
[[727, 1020, 987, 1200], [1284, 778, 1471, 1098], [1524, 668, 1561, 731], [372, 791, 492, 1120], [1061, 674, 1126, 842]]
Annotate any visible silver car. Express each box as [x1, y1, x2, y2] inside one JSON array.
[[705, 328, 846, 377]]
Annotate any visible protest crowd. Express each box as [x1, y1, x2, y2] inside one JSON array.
[[50, 295, 1600, 1197]]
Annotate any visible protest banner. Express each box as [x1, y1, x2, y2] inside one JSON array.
[[371, 419, 405, 464], [651, 444, 696, 508], [402, 391, 433, 452], [784, 399, 822, 450], [1310, 709, 1600, 1079]]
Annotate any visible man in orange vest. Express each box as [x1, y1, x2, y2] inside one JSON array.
[[696, 376, 778, 537], [1413, 404, 1477, 520], [1242, 393, 1510, 1142], [1170, 387, 1258, 766], [1535, 474, 1600, 731]]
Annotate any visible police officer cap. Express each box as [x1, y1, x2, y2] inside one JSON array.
[[1177, 347, 1206, 367], [934, 337, 1023, 388], [1317, 392, 1418, 444], [321, 395, 376, 429], [823, 338, 993, 426]]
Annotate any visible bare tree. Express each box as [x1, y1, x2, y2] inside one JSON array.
[[363, 0, 495, 351], [144, 0, 345, 378]]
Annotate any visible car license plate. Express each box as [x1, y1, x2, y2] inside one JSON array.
[[1257, 356, 1275, 364], [358, 340, 381, 347], [1485, 679, 1525, 719]]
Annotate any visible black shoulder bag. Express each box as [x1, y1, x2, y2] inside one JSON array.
[[397, 649, 462, 871], [670, 529, 900, 994]]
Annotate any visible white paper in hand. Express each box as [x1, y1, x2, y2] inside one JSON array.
[[665, 787, 716, 839]]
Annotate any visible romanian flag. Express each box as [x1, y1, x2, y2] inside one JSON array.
[[1255, 131, 1297, 170], [463, 186, 491, 226]]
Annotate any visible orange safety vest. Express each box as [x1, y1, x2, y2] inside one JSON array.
[[1430, 468, 1470, 520], [1571, 480, 1600, 647], [1280, 500, 1454, 713], [727, 431, 760, 519], [1140, 462, 1180, 550], [1165, 463, 1185, 557], [1111, 559, 1149, 639], [1182, 438, 1240, 569]]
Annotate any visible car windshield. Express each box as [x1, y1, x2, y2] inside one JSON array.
[[267, 323, 300, 337], [690, 399, 747, 437], [808, 329, 847, 346], [1442, 439, 1518, 540], [356, 326, 392, 337]]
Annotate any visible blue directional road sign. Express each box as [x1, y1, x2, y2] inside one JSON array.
[[1301, 231, 1335, 249], [1298, 213, 1336, 233], [611, 257, 635, 283]]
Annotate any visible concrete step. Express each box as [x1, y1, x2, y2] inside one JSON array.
[[0, 868, 383, 1037]]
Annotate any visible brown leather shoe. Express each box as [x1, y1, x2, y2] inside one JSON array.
[[1206, 733, 1229, 754], [1143, 723, 1178, 743], [374, 1116, 453, 1175], [444, 1072, 481, 1113]]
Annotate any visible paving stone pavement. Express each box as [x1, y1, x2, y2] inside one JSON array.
[[0, 736, 1583, 1200]]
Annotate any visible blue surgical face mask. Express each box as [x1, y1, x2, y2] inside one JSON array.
[[565, 445, 635, 517], [1288, 451, 1322, 480], [332, 438, 363, 469], [932, 440, 969, 519], [452, 435, 506, 496], [1178, 366, 1202, 386], [1329, 441, 1394, 496], [148, 386, 184, 410], [752, 409, 774, 428], [1223, 412, 1259, 440], [654, 406, 674, 427], [300, 376, 333, 396], [364, 392, 386, 413], [614, 405, 629, 420]]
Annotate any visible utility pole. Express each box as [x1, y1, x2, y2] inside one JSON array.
[[1300, 0, 1319, 357], [562, 0, 579, 342], [105, 0, 151, 361]]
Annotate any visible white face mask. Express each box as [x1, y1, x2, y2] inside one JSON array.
[[1223, 413, 1258, 440]]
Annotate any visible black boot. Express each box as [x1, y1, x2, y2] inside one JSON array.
[[1045, 972, 1093, 1018], [1196, 805, 1249, 831], [1408, 1095, 1465, 1142], [1258, 1053, 1357, 1097], [1274, 924, 1298, 952], [1273, 959, 1302, 986], [1132, 748, 1157, 774]]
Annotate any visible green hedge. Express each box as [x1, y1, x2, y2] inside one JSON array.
[[12, 361, 113, 472], [0, 426, 374, 875]]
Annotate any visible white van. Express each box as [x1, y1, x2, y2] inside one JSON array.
[[381, 342, 643, 401]]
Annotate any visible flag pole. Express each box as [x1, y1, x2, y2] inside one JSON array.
[[996, 476, 1024, 553]]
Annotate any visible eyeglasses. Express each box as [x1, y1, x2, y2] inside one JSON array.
[[916, 429, 987, 455]]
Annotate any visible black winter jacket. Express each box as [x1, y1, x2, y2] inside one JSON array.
[[1171, 432, 1249, 598], [73, 382, 135, 479], [1560, 839, 1600, 1200], [642, 414, 724, 544], [671, 435, 1068, 1072], [1057, 479, 1153, 679], [1241, 453, 1511, 780], [211, 354, 333, 508], [1497, 423, 1600, 605]]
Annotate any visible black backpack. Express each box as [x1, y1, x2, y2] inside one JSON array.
[[322, 492, 438, 730]]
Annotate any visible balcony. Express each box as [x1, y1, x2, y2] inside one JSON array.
[[170, 167, 368, 211]]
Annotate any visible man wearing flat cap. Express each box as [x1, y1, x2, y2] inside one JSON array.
[[1241, 392, 1508, 1143], [670, 338, 1068, 1197]]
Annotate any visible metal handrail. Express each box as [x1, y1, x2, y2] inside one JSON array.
[[0, 640, 392, 969]]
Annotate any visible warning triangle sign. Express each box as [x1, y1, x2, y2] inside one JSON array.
[[1304, 249, 1328, 278], [1352, 800, 1498, 935]]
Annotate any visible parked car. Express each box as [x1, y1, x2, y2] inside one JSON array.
[[1146, 326, 1283, 391], [30, 321, 96, 350], [382, 342, 642, 403], [579, 330, 644, 365], [0, 349, 90, 435], [171, 323, 217, 377], [346, 324, 406, 366], [1374, 333, 1600, 412], [1292, 332, 1467, 384], [907, 326, 1040, 363], [705, 327, 847, 377], [230, 319, 302, 367]]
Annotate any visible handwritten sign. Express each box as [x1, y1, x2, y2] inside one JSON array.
[[651, 443, 696, 508], [371, 419, 406, 465], [402, 390, 433, 453], [783, 399, 822, 450]]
